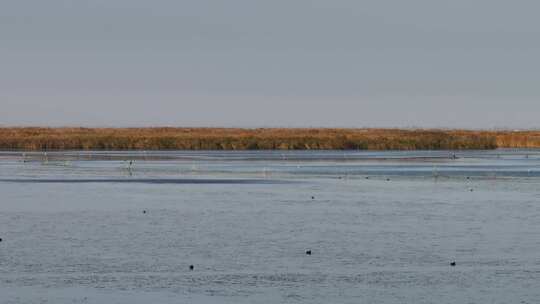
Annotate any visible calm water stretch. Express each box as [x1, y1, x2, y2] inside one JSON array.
[[1, 150, 540, 303]]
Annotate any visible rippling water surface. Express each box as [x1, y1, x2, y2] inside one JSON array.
[[1, 150, 540, 303]]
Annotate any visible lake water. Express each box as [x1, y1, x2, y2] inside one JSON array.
[[1, 150, 539, 303]]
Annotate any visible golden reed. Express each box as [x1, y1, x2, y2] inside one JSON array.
[[0, 127, 537, 150]]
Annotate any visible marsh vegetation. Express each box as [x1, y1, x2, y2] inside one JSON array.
[[0, 127, 536, 150]]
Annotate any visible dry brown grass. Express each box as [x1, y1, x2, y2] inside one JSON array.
[[0, 127, 536, 151]]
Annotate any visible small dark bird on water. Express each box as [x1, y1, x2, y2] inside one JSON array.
[[0, 238, 2, 242], [450, 261, 456, 266], [311, 196, 315, 200], [305, 250, 312, 255], [189, 265, 194, 271], [143, 210, 147, 214], [386, 178, 391, 181], [365, 176, 369, 179]]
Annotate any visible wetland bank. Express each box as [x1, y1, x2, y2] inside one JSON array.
[[4, 127, 540, 151]]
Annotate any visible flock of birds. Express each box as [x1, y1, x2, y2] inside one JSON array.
[[136, 193, 458, 271]]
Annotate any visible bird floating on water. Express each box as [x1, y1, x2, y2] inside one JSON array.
[[305, 250, 312, 255]]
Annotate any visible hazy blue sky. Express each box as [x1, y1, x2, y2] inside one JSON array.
[[1, 0, 539, 128]]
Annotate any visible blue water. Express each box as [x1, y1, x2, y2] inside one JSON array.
[[1, 150, 539, 303]]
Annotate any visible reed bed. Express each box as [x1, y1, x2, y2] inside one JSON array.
[[0, 127, 535, 151]]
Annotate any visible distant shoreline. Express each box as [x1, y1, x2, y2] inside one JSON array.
[[0, 127, 539, 151]]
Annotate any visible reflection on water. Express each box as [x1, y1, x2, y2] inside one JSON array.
[[0, 178, 289, 184], [0, 150, 540, 303]]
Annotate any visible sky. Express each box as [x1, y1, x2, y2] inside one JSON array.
[[1, 0, 539, 128]]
